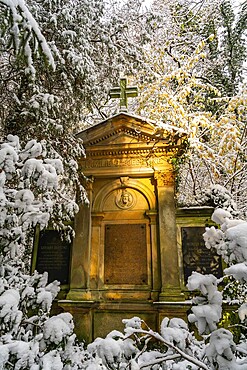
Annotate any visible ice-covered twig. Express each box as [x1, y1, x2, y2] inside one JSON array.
[[125, 329, 209, 370], [139, 354, 180, 368]]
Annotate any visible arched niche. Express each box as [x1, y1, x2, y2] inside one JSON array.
[[92, 177, 156, 213]]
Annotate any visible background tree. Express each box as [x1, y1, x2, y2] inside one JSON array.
[[0, 0, 159, 234], [135, 0, 247, 213]]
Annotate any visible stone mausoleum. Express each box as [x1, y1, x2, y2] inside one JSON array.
[[32, 79, 222, 342]]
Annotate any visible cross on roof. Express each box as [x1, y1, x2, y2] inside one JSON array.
[[109, 77, 138, 112]]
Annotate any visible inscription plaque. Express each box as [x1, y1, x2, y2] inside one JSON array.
[[36, 230, 71, 284], [104, 224, 147, 285], [82, 157, 164, 169], [182, 227, 222, 283]]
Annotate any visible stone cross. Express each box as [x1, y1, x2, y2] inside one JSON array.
[[109, 77, 138, 112]]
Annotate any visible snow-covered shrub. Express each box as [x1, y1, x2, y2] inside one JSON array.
[[87, 308, 247, 370], [206, 328, 236, 369], [186, 205, 247, 368], [204, 208, 247, 265], [88, 316, 209, 370], [202, 207, 247, 340], [0, 135, 80, 263], [0, 135, 92, 369], [187, 272, 222, 335], [160, 317, 193, 352], [0, 266, 93, 369]]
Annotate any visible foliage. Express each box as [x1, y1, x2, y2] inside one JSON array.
[[148, 0, 246, 95], [0, 0, 156, 133], [135, 0, 247, 212], [0, 0, 161, 231]]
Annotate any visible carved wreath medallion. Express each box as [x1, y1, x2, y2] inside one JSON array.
[[115, 189, 136, 209]]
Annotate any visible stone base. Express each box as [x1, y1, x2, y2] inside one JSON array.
[[159, 287, 186, 302], [66, 288, 159, 302], [58, 299, 192, 343]]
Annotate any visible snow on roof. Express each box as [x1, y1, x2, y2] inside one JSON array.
[[76, 112, 157, 137]]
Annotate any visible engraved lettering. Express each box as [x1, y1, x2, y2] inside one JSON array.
[[82, 157, 165, 169]]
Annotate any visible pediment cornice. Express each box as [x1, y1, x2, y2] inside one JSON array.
[[77, 113, 162, 147], [85, 126, 159, 147], [85, 145, 173, 157]]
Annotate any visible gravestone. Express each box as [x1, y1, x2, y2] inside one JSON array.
[[58, 78, 189, 341], [35, 230, 71, 284], [104, 224, 147, 285], [182, 226, 222, 283]]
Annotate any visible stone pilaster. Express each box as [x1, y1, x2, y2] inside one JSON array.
[[145, 210, 160, 300], [154, 170, 183, 301], [90, 213, 105, 290], [67, 178, 93, 295]]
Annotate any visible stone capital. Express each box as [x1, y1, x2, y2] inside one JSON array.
[[91, 212, 105, 226], [154, 170, 174, 187], [145, 210, 158, 224]]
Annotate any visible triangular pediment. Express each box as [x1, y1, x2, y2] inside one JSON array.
[[77, 113, 166, 147]]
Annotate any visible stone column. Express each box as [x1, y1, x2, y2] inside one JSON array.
[[90, 213, 105, 291], [145, 210, 160, 300], [67, 178, 93, 298], [154, 170, 182, 301]]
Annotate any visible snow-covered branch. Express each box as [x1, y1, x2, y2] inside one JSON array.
[[0, 0, 55, 73]]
